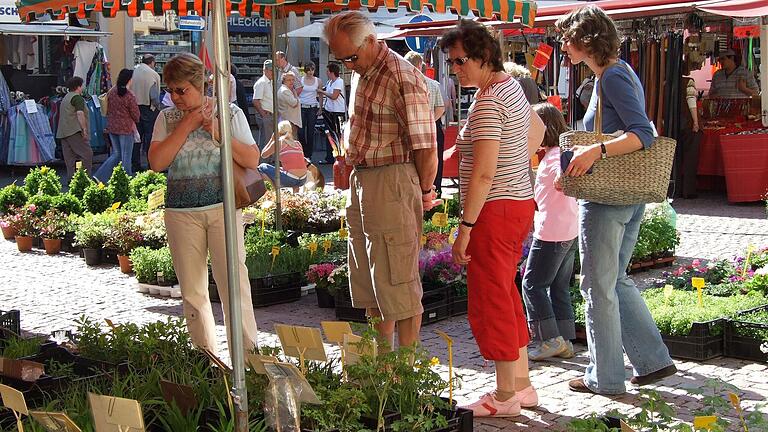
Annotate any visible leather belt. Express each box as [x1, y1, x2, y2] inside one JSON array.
[[301, 104, 319, 109]]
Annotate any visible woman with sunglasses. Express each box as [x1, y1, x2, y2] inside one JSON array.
[[148, 52, 261, 357], [556, 5, 676, 395], [441, 19, 545, 417]]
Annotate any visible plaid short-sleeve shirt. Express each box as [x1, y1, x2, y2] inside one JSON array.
[[346, 43, 436, 167]]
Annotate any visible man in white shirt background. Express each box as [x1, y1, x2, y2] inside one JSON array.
[[131, 54, 162, 172], [253, 59, 275, 147]]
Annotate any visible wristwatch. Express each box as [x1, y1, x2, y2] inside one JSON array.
[[600, 143, 607, 159], [460, 220, 475, 228]]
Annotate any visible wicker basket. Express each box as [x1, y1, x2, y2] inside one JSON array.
[[560, 64, 677, 206]]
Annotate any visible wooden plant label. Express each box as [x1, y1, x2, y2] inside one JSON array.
[[75, 161, 82, 170], [274, 324, 327, 364], [619, 420, 636, 432], [431, 212, 448, 228], [338, 228, 348, 240], [663, 284, 674, 301], [28, 411, 82, 432], [321, 321, 354, 345], [241, 212, 256, 225], [0, 383, 28, 415], [147, 189, 164, 211], [159, 380, 197, 416], [307, 242, 318, 258], [343, 333, 377, 366], [88, 393, 145, 432], [246, 354, 279, 375], [322, 240, 332, 254]]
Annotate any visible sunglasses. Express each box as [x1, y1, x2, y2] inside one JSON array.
[[167, 85, 191, 96], [446, 56, 470, 66], [340, 44, 364, 64]]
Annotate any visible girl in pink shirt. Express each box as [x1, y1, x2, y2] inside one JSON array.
[[521, 103, 579, 361]]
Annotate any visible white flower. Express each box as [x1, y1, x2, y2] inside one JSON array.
[[755, 266, 768, 276], [760, 342, 768, 354]]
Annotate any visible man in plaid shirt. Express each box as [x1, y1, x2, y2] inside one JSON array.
[[324, 11, 438, 349]]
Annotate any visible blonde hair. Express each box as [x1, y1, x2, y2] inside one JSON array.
[[323, 11, 375, 46], [163, 52, 205, 90], [503, 62, 531, 79], [282, 71, 296, 84], [278, 120, 293, 138], [404, 51, 423, 68]]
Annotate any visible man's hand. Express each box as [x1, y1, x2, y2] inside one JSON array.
[[564, 144, 600, 177], [421, 187, 441, 212]]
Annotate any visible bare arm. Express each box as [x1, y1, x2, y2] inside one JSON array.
[[413, 147, 438, 192], [253, 99, 267, 117], [526, 107, 545, 157], [76, 111, 89, 141], [434, 106, 446, 122], [460, 139, 498, 224], [737, 79, 759, 97], [261, 135, 277, 158], [149, 113, 200, 172]]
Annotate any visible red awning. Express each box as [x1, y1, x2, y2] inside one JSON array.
[[696, 0, 768, 17], [533, 0, 724, 27]]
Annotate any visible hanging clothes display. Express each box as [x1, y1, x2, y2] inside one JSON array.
[[6, 101, 55, 165], [85, 97, 106, 153], [73, 40, 98, 81]]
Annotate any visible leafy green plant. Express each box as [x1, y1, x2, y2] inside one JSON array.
[[104, 213, 143, 255], [3, 204, 39, 237], [27, 193, 54, 216], [632, 204, 680, 263], [131, 246, 159, 284], [73, 212, 115, 249], [0, 183, 28, 214], [644, 288, 767, 336], [68, 166, 92, 200], [24, 166, 61, 196], [51, 192, 83, 215], [157, 246, 177, 285], [1, 335, 45, 359], [135, 210, 167, 249], [108, 164, 132, 205], [82, 182, 114, 214], [130, 170, 167, 202], [36, 209, 69, 239], [123, 197, 149, 213]]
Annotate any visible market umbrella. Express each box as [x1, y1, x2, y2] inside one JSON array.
[[18, 0, 536, 429]]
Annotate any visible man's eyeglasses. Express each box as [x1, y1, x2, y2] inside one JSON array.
[[167, 86, 191, 96], [446, 56, 469, 67], [340, 44, 364, 64]]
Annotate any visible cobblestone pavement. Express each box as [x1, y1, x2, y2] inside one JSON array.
[[1, 192, 767, 431]]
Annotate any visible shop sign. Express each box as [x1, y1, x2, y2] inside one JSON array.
[[178, 15, 205, 31], [227, 15, 270, 33], [0, 0, 20, 23]]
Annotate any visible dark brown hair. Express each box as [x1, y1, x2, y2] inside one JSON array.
[[555, 5, 620, 67], [439, 19, 503, 73], [532, 102, 570, 148]]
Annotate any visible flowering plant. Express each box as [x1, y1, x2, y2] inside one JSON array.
[[420, 247, 462, 285], [306, 262, 348, 296], [3, 204, 38, 237], [36, 209, 68, 239], [104, 213, 144, 255]]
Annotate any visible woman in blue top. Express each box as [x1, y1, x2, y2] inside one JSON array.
[[556, 5, 676, 395]]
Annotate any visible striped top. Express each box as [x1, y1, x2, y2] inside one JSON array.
[[456, 76, 532, 204]]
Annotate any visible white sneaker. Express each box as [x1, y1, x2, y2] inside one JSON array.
[[461, 392, 522, 417], [516, 385, 539, 408], [528, 336, 567, 361], [558, 339, 575, 359]]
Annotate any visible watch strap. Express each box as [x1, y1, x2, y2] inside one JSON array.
[[460, 220, 475, 228]]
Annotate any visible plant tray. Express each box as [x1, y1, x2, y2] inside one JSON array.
[[334, 290, 367, 323], [661, 319, 724, 361], [724, 305, 768, 363], [0, 309, 21, 339], [423, 287, 450, 325], [251, 272, 303, 307], [628, 255, 676, 274], [574, 324, 587, 344], [23, 345, 111, 379], [434, 406, 473, 432]]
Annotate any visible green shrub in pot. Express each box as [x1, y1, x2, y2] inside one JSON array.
[[0, 183, 28, 214], [632, 204, 680, 263], [24, 166, 61, 196], [107, 165, 132, 206], [104, 213, 144, 256], [51, 193, 83, 216], [82, 182, 114, 214], [130, 170, 166, 202], [68, 166, 92, 200], [156, 247, 177, 285], [73, 212, 115, 249], [130, 246, 157, 284]]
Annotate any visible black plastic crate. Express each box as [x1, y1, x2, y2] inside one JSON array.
[[0, 309, 21, 338], [661, 319, 724, 361], [724, 305, 768, 363], [423, 287, 450, 325], [334, 290, 367, 323], [435, 406, 473, 432], [250, 272, 302, 307]]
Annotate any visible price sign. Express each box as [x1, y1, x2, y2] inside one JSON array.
[[693, 416, 718, 430], [270, 246, 281, 272], [691, 277, 705, 307], [75, 161, 83, 170], [242, 212, 256, 225], [420, 235, 427, 248], [91, 95, 100, 109], [24, 99, 38, 113], [431, 212, 448, 228], [322, 240, 332, 254], [147, 189, 165, 211], [729, 392, 742, 413], [663, 284, 674, 300], [338, 228, 348, 240], [448, 227, 458, 245], [109, 202, 121, 212]]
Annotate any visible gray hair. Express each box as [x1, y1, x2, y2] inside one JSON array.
[[503, 62, 531, 78], [323, 11, 376, 46], [404, 51, 423, 68], [282, 71, 296, 84]]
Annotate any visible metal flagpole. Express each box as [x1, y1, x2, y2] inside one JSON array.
[[272, 5, 282, 230], [210, 0, 249, 429]]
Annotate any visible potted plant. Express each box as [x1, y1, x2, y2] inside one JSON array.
[[24, 166, 61, 197], [68, 166, 92, 200], [36, 209, 68, 255], [6, 204, 38, 252], [0, 183, 28, 239], [82, 182, 114, 214], [107, 165, 132, 206], [104, 213, 143, 274], [130, 246, 157, 292], [306, 263, 341, 308], [73, 213, 114, 265]]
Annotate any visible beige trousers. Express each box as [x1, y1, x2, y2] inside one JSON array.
[[164, 206, 259, 356]]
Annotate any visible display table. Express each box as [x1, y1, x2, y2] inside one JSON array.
[[719, 130, 768, 203], [696, 121, 764, 196]]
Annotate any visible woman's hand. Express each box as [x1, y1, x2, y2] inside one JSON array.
[[564, 144, 600, 177], [451, 226, 472, 265]]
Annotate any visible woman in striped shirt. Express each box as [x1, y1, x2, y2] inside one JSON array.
[[441, 19, 545, 418]]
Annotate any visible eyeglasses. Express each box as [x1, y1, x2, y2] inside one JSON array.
[[340, 44, 364, 64], [446, 56, 469, 67], [167, 85, 191, 96]]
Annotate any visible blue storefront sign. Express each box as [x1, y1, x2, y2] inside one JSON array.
[[227, 15, 271, 33]]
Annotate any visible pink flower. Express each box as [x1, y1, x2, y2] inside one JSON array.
[[692, 259, 701, 267]]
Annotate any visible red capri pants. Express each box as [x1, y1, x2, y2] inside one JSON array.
[[466, 199, 535, 361]]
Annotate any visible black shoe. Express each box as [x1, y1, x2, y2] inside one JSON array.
[[630, 364, 677, 386]]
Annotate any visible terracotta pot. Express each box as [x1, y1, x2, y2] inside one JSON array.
[[43, 238, 61, 255], [1, 225, 17, 240], [118, 255, 133, 274], [15, 236, 33, 252]]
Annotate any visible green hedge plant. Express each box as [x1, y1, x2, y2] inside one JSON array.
[[130, 170, 166, 202], [24, 166, 61, 196], [108, 165, 132, 205], [82, 182, 114, 214], [27, 194, 54, 216], [68, 167, 92, 200], [73, 212, 115, 249], [51, 193, 83, 216], [0, 183, 27, 214]]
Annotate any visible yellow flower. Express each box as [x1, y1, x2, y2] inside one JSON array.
[[430, 357, 440, 367], [110, 202, 121, 211], [98, 182, 105, 190], [40, 166, 49, 174]]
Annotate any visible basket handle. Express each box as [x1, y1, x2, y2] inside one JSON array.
[[595, 76, 604, 142]]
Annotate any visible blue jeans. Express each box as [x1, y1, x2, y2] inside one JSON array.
[[579, 201, 673, 394], [94, 133, 134, 182], [298, 106, 318, 158], [258, 163, 307, 188], [522, 237, 577, 342]]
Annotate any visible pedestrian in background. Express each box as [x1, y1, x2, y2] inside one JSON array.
[[297, 61, 320, 158], [318, 62, 345, 164], [324, 11, 438, 349], [556, 5, 676, 395], [276, 51, 301, 90], [521, 102, 577, 361], [442, 19, 545, 417], [252, 59, 275, 147], [94, 68, 140, 182], [504, 61, 540, 105], [131, 54, 162, 172], [277, 71, 301, 136], [405, 51, 446, 194], [57, 76, 92, 182], [148, 52, 260, 357]]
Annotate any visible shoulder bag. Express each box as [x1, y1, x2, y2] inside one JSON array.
[[218, 104, 267, 209], [560, 64, 677, 206]]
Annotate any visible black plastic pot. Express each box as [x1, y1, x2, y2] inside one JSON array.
[[315, 287, 336, 308], [82, 247, 102, 266]]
